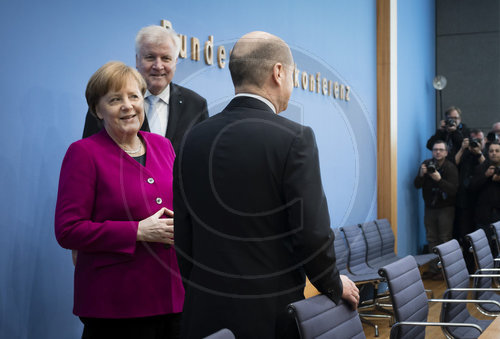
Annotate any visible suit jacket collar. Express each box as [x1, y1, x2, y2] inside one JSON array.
[[166, 83, 182, 139], [224, 96, 276, 114], [141, 83, 181, 137]]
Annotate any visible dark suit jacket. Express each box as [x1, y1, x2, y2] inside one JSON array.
[[82, 83, 208, 155], [469, 160, 500, 225], [174, 96, 343, 339]]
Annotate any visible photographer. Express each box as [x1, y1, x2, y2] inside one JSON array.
[[415, 140, 459, 279], [454, 129, 485, 271], [484, 122, 500, 158], [426, 106, 469, 163], [469, 141, 500, 256]]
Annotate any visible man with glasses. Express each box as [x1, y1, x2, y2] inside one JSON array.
[[426, 106, 469, 163], [415, 140, 459, 279]]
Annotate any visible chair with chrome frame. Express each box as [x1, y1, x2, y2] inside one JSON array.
[[360, 221, 399, 269], [374, 218, 437, 267], [287, 294, 366, 339], [465, 228, 500, 315], [490, 221, 500, 285], [379, 255, 487, 339], [333, 227, 384, 337], [341, 225, 394, 333], [490, 221, 500, 259], [433, 239, 500, 337]]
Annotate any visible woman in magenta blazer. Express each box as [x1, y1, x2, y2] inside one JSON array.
[[55, 61, 184, 339]]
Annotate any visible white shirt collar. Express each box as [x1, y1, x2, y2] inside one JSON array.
[[145, 84, 170, 104], [234, 93, 276, 114]]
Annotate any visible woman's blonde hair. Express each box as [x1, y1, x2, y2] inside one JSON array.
[[85, 61, 147, 118]]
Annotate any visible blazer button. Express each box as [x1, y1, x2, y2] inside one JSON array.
[[147, 178, 155, 184], [156, 197, 162, 204]]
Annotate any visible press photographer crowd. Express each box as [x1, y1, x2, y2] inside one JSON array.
[[414, 106, 500, 279]]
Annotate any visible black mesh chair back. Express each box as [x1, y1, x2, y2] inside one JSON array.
[[334, 227, 380, 282], [378, 255, 428, 339], [491, 221, 500, 256], [374, 219, 397, 258], [375, 218, 436, 266], [360, 221, 382, 264], [465, 228, 500, 313], [287, 294, 366, 339], [341, 224, 377, 275], [333, 227, 349, 274], [361, 220, 398, 268], [202, 329, 235, 339], [434, 240, 493, 337]]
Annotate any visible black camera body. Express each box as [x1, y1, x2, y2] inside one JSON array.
[[445, 118, 457, 128], [486, 131, 499, 143], [425, 159, 437, 174], [470, 138, 482, 148], [494, 167, 500, 176]]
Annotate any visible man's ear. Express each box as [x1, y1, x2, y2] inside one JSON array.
[[272, 63, 284, 85]]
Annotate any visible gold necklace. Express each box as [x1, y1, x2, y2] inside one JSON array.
[[120, 140, 142, 154]]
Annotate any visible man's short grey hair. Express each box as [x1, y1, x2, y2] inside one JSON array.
[[229, 37, 293, 88], [135, 25, 181, 57]]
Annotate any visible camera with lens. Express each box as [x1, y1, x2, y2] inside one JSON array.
[[486, 131, 499, 143], [425, 159, 437, 174], [470, 138, 482, 148], [445, 118, 457, 128]]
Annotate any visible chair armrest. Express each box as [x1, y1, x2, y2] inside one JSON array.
[[430, 297, 500, 308], [470, 273, 500, 278], [475, 268, 500, 272], [390, 321, 482, 335], [443, 287, 500, 294]]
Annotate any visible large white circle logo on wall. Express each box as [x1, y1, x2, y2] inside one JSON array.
[[175, 40, 377, 227]]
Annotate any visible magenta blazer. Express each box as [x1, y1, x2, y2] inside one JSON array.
[[55, 129, 184, 318]]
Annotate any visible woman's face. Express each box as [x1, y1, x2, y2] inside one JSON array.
[[95, 76, 144, 141]]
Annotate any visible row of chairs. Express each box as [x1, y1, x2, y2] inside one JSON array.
[[384, 224, 500, 339], [207, 222, 500, 338], [288, 221, 500, 339], [333, 219, 437, 336]]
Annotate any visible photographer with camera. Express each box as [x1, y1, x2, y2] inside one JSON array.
[[453, 129, 486, 271], [469, 141, 500, 256], [415, 140, 459, 279], [484, 122, 500, 158], [426, 106, 469, 163]]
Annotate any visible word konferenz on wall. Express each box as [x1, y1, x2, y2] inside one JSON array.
[[162, 19, 351, 102]]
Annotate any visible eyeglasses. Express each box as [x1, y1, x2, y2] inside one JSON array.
[[432, 148, 446, 152]]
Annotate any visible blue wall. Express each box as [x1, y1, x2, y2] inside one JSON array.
[[397, 0, 436, 255], [0, 0, 434, 337]]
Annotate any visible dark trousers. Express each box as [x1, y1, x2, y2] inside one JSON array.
[[80, 313, 181, 339], [454, 207, 477, 273], [424, 206, 455, 273]]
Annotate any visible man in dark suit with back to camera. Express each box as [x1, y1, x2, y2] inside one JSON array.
[[83, 25, 208, 155], [174, 31, 359, 339]]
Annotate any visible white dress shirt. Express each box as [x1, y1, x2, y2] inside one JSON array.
[[145, 84, 170, 136], [234, 93, 277, 114]]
